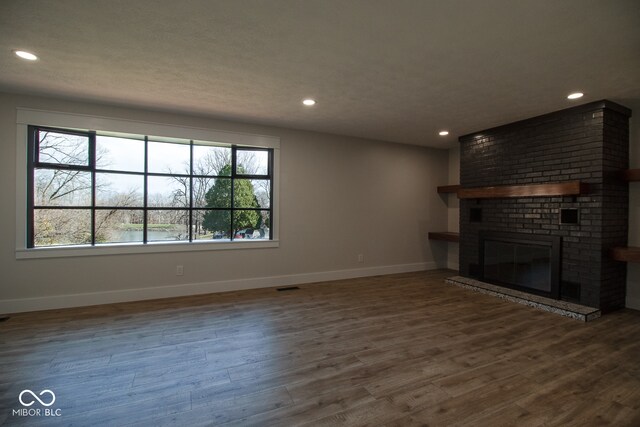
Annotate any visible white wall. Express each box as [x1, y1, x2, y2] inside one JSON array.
[[0, 92, 449, 313], [627, 113, 640, 310]]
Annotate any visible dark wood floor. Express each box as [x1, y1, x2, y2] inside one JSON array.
[[1, 269, 640, 426]]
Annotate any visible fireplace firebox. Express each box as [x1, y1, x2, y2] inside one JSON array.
[[479, 231, 561, 299]]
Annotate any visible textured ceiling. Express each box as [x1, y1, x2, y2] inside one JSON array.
[[1, 0, 639, 148]]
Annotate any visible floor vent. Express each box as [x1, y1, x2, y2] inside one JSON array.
[[277, 286, 300, 292], [0, 317, 9, 323]]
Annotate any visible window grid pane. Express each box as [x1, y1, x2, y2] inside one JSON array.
[[37, 130, 90, 166], [95, 209, 144, 244], [34, 169, 92, 207], [96, 135, 145, 172], [34, 208, 92, 247]]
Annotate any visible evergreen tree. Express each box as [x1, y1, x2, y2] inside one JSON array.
[[202, 164, 260, 236]]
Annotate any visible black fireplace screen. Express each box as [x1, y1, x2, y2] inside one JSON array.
[[480, 232, 561, 299]]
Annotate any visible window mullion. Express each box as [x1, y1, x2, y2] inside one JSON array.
[[143, 136, 148, 244], [89, 131, 97, 246], [269, 149, 274, 240], [189, 141, 194, 242], [230, 147, 236, 240], [26, 126, 36, 248]]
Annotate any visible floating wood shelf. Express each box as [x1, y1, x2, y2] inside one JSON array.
[[611, 247, 640, 263], [457, 181, 589, 199], [437, 185, 461, 194], [622, 169, 640, 182], [428, 232, 460, 242]]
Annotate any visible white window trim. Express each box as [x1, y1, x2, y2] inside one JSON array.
[[15, 108, 280, 259]]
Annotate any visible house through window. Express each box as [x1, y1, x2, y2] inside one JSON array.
[[27, 126, 273, 248]]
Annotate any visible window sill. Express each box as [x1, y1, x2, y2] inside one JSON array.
[[16, 239, 280, 259]]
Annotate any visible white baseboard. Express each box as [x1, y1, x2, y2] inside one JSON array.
[[626, 296, 640, 311], [0, 262, 437, 314]]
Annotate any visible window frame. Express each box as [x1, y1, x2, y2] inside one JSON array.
[[16, 108, 280, 259]]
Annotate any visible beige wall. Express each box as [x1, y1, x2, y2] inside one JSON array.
[[0, 92, 449, 312]]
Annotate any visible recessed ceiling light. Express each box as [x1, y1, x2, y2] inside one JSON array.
[[14, 50, 38, 61], [567, 92, 584, 100], [439, 130, 449, 136], [302, 99, 316, 106]]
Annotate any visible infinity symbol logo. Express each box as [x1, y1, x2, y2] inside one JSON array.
[[18, 390, 56, 407]]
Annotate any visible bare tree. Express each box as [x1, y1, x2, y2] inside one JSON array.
[[35, 131, 117, 206], [34, 131, 138, 245], [237, 150, 271, 209]]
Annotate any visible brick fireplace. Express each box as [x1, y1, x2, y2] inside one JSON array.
[[459, 100, 631, 312]]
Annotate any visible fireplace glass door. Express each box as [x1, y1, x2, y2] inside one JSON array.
[[480, 232, 560, 299], [483, 241, 551, 292]]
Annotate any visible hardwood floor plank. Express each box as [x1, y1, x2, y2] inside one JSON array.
[[597, 375, 640, 410], [375, 377, 451, 412], [454, 403, 545, 427], [54, 391, 191, 427], [226, 349, 359, 382], [132, 360, 230, 387], [108, 345, 206, 365], [433, 358, 529, 397], [220, 386, 376, 427], [48, 354, 112, 373], [410, 374, 534, 425], [298, 399, 409, 427], [544, 398, 639, 427], [142, 386, 292, 426]]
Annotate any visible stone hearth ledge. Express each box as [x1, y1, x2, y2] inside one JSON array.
[[445, 276, 601, 322]]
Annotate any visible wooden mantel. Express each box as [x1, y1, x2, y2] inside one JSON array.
[[457, 181, 589, 199], [611, 247, 640, 263]]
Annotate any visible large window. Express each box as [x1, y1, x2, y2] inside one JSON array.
[[27, 126, 273, 248]]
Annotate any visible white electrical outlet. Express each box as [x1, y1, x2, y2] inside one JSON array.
[[357, 254, 364, 263], [176, 265, 184, 276]]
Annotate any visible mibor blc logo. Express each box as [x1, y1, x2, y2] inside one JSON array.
[[13, 389, 62, 417], [19, 389, 55, 407]]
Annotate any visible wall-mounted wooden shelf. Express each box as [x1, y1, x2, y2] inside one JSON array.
[[457, 181, 589, 199], [611, 247, 640, 263], [437, 185, 461, 194], [428, 232, 460, 242], [622, 169, 640, 182]]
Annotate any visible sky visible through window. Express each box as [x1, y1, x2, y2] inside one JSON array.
[[96, 136, 269, 194]]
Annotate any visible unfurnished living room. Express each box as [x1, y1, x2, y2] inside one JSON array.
[[1, 1, 640, 426]]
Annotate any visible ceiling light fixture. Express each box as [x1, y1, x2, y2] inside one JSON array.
[[439, 130, 449, 136], [302, 99, 316, 106], [567, 92, 584, 100], [14, 50, 38, 61]]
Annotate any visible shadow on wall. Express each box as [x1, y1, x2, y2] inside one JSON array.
[[628, 264, 640, 310], [428, 241, 449, 269]]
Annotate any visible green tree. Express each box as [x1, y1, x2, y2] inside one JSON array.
[[202, 164, 260, 236]]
